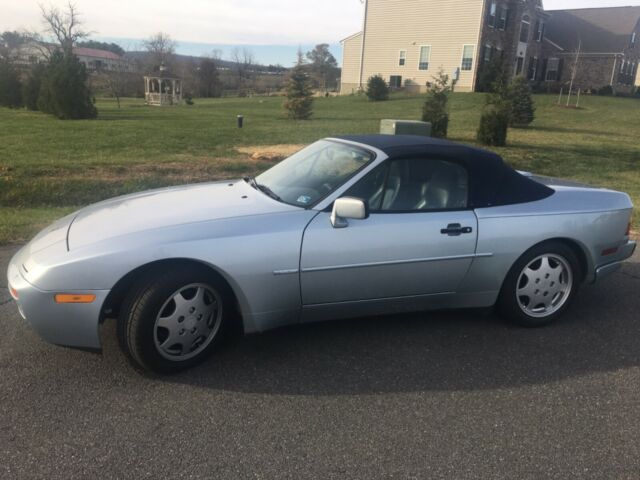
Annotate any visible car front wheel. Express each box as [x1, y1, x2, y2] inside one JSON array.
[[118, 266, 231, 373], [498, 242, 580, 327]]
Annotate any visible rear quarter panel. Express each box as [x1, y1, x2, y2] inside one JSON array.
[[459, 187, 633, 300]]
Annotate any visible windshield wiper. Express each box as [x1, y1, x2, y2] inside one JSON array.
[[244, 177, 282, 202], [244, 176, 258, 189], [256, 183, 282, 202]]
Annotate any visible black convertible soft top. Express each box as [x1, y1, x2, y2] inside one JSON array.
[[335, 135, 553, 208]]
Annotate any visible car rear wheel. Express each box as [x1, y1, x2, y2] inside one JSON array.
[[498, 242, 580, 327], [118, 266, 232, 373]]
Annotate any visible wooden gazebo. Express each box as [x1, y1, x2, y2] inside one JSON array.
[[144, 65, 182, 106]]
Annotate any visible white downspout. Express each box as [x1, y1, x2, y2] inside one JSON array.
[[610, 55, 618, 86], [358, 0, 369, 90]]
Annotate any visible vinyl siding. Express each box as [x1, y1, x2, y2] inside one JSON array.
[[340, 32, 364, 94], [345, 0, 486, 92]]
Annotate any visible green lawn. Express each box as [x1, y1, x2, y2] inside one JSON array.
[[1, 93, 638, 244]]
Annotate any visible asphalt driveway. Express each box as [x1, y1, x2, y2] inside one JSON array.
[[1, 245, 639, 479]]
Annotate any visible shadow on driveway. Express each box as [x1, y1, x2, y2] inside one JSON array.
[[137, 258, 640, 396]]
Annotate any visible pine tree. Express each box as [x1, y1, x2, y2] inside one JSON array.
[[0, 60, 23, 108], [38, 50, 97, 120], [365, 75, 389, 101], [477, 62, 511, 146], [283, 61, 314, 120], [422, 69, 451, 138], [509, 76, 535, 127], [22, 64, 46, 111]]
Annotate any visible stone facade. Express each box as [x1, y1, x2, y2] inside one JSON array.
[[477, 0, 547, 88]]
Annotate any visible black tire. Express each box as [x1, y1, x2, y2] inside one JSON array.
[[117, 266, 233, 374], [497, 241, 581, 328]]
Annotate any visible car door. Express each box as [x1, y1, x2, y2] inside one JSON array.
[[300, 156, 478, 307]]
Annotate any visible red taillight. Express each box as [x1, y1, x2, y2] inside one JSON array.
[[9, 285, 19, 300]]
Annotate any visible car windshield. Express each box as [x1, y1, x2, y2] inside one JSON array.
[[254, 140, 375, 207]]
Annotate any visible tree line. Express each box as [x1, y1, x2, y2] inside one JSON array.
[[0, 4, 96, 119]]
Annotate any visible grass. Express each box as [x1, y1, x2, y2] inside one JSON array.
[[1, 93, 638, 244]]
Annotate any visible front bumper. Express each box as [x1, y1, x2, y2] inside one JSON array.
[[7, 250, 109, 350], [594, 240, 637, 283]]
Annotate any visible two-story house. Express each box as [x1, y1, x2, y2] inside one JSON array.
[[543, 6, 640, 93], [341, 1, 640, 94], [340, 0, 546, 94]]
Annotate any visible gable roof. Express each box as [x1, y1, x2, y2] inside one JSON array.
[[545, 6, 640, 53], [340, 31, 363, 44]]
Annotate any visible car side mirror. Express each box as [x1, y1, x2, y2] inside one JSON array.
[[330, 197, 369, 229]]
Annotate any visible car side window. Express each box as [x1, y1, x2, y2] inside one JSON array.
[[343, 163, 389, 211], [382, 158, 469, 211], [345, 158, 469, 212]]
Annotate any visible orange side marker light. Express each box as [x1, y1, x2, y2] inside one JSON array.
[[54, 294, 96, 304]]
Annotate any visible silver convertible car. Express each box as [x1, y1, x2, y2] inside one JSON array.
[[7, 135, 636, 373]]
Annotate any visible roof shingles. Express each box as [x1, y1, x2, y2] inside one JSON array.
[[545, 6, 640, 53]]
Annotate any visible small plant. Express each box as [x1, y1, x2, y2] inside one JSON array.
[[185, 94, 194, 106], [477, 62, 511, 146], [477, 56, 505, 93], [283, 63, 314, 120], [365, 75, 389, 101], [0, 60, 23, 109], [422, 69, 451, 138], [477, 100, 511, 146], [509, 76, 535, 128]]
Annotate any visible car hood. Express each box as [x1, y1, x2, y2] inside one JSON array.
[[67, 180, 300, 250]]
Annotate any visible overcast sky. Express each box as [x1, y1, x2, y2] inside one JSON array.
[[2, 0, 639, 64]]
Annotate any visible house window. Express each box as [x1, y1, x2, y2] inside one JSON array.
[[418, 46, 431, 70], [546, 58, 559, 81], [520, 15, 531, 43], [389, 75, 402, 88], [620, 59, 626, 74], [498, 7, 508, 31], [461, 45, 475, 71], [484, 44, 493, 63], [488, 2, 497, 28], [399, 50, 406, 66], [535, 20, 544, 42], [632, 32, 636, 47], [515, 57, 524, 76], [529, 57, 540, 81]]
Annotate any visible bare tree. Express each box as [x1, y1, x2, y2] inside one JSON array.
[[210, 49, 223, 61], [142, 32, 177, 69], [40, 2, 89, 53], [100, 61, 133, 108], [566, 37, 582, 106], [305, 44, 339, 91], [230, 47, 255, 94]]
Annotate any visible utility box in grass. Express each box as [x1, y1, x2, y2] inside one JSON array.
[[380, 119, 432, 137]]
